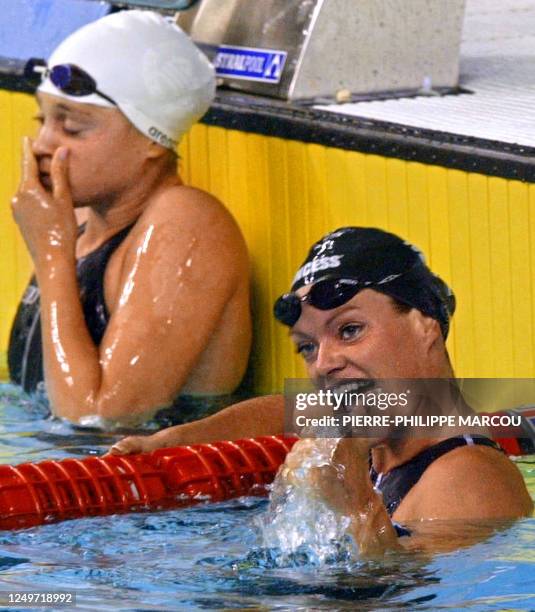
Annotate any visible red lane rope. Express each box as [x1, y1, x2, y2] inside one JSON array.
[[0, 422, 530, 532], [0, 435, 298, 531], [54, 460, 90, 514]]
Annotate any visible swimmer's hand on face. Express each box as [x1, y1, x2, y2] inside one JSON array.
[[11, 138, 77, 264]]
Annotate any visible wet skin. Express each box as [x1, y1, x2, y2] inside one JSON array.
[[111, 288, 533, 555], [10, 93, 251, 425], [286, 290, 532, 551]]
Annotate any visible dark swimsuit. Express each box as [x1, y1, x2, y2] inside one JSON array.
[[8, 224, 133, 394], [370, 435, 503, 537]]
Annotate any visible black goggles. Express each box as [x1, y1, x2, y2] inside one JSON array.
[[274, 277, 367, 327], [25, 59, 117, 106]]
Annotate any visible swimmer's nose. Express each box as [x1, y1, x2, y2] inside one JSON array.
[[32, 122, 59, 159], [312, 339, 348, 380]]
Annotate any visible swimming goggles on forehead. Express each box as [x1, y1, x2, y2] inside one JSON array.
[[25, 59, 117, 106], [274, 277, 368, 327]]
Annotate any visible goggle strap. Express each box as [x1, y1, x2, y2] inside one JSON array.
[[23, 58, 47, 83]]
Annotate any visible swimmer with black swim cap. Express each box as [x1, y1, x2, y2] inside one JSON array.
[[9, 11, 251, 425], [112, 225, 532, 554], [274, 226, 455, 338]]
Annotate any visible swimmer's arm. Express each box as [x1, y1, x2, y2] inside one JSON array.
[[42, 188, 250, 423], [328, 438, 401, 556], [344, 492, 401, 557], [285, 438, 400, 557], [109, 394, 285, 454], [11, 142, 102, 416]]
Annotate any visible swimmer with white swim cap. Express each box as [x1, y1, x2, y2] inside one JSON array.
[[9, 10, 251, 425], [38, 10, 215, 150]]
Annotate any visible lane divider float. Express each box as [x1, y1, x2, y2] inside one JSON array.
[[0, 408, 532, 531], [0, 436, 297, 530]]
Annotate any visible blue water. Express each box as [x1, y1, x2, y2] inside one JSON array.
[[0, 383, 534, 611]]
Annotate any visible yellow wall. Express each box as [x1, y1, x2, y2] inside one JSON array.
[[2, 89, 535, 391], [0, 91, 36, 377]]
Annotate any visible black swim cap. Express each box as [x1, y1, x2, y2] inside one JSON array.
[[288, 227, 456, 338]]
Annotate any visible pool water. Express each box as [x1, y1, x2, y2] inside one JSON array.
[[0, 383, 534, 611]]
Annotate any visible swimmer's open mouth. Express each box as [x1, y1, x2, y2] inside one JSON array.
[[325, 380, 377, 414], [326, 379, 376, 395]]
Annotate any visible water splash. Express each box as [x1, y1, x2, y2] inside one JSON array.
[[258, 438, 357, 566]]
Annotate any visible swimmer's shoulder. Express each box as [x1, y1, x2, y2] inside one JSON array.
[[128, 184, 248, 257], [394, 443, 533, 521], [147, 185, 244, 232], [104, 184, 249, 310], [115, 184, 247, 259]]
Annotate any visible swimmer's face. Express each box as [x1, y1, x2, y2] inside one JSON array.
[[32, 93, 152, 206], [290, 288, 442, 387]]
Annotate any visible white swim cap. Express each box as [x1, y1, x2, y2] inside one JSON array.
[[38, 10, 215, 149]]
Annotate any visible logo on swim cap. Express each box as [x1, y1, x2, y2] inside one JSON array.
[[148, 126, 177, 149], [292, 255, 343, 285]]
